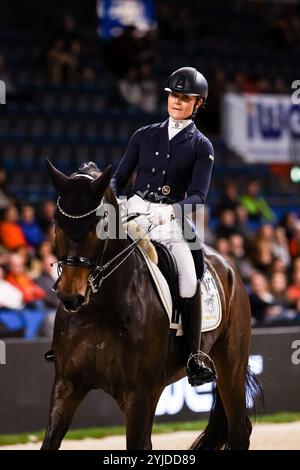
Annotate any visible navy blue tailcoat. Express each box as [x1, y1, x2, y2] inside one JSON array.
[[111, 119, 214, 214]]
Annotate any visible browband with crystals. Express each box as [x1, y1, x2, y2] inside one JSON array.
[[57, 196, 104, 219]]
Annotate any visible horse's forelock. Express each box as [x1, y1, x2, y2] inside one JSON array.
[[78, 161, 100, 172]]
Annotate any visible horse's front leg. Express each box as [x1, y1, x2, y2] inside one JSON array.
[[120, 387, 163, 450], [41, 378, 87, 450]]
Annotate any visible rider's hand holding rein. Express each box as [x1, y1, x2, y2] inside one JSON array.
[[148, 205, 175, 226]]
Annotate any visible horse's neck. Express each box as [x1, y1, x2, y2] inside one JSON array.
[[101, 189, 140, 289], [99, 237, 138, 303], [102, 205, 135, 278]]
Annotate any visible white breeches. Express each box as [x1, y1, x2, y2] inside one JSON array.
[[126, 195, 197, 298]]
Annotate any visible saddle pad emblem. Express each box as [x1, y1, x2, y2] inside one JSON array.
[[201, 269, 222, 332]]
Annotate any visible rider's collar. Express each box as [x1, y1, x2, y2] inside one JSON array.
[[169, 117, 192, 130]]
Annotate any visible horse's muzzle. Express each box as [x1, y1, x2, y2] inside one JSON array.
[[58, 293, 85, 312]]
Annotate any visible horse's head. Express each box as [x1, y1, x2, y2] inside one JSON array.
[[46, 159, 113, 312]]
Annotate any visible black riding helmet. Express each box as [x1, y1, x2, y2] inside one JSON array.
[[165, 67, 208, 118]]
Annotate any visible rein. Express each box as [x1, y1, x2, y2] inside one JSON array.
[[87, 216, 154, 293]]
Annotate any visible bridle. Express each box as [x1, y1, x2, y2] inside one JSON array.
[[53, 174, 154, 298], [52, 192, 109, 296]]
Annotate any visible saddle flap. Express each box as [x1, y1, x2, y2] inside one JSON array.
[[152, 241, 181, 324]]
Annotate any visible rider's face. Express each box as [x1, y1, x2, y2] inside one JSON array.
[[168, 92, 201, 120]]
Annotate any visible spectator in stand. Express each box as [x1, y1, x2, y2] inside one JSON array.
[[36, 254, 58, 309], [215, 209, 237, 239], [234, 203, 254, 242], [280, 212, 298, 242], [104, 25, 146, 79], [0, 266, 23, 310], [270, 257, 287, 276], [118, 67, 144, 110], [46, 223, 56, 247], [270, 272, 290, 309], [139, 62, 158, 113], [291, 256, 300, 274], [0, 167, 9, 212], [203, 206, 216, 247], [47, 38, 72, 82], [0, 266, 25, 338], [273, 77, 288, 94], [215, 238, 232, 261], [229, 72, 260, 94], [293, 298, 300, 322], [5, 254, 45, 307], [229, 233, 254, 283], [249, 271, 283, 326], [37, 240, 55, 259], [36, 254, 59, 337], [12, 244, 40, 279], [19, 205, 44, 248], [118, 61, 157, 113], [287, 269, 300, 304], [47, 37, 85, 82], [271, 4, 300, 49], [268, 270, 300, 326], [289, 221, 300, 258], [217, 181, 240, 214], [59, 15, 81, 52], [3, 255, 47, 338], [250, 223, 275, 275], [38, 201, 56, 235], [272, 226, 291, 268], [46, 15, 85, 82], [240, 179, 276, 225], [0, 205, 27, 251]]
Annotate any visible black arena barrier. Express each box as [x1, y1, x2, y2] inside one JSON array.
[[0, 327, 300, 434]]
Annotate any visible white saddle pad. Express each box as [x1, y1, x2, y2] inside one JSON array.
[[137, 247, 222, 335]]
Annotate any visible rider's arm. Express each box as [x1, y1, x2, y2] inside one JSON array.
[[173, 137, 214, 218], [111, 129, 141, 196]]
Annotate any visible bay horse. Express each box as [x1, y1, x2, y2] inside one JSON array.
[[41, 160, 262, 450]]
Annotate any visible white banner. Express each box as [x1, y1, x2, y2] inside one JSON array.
[[222, 92, 300, 163]]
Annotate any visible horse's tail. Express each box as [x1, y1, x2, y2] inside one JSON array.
[[189, 382, 227, 450], [189, 367, 264, 450], [246, 365, 264, 418]]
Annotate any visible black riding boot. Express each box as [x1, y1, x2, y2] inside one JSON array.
[[181, 280, 215, 386], [44, 349, 55, 363]]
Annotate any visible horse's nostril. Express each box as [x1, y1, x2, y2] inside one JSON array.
[[59, 294, 85, 311], [76, 294, 85, 307]]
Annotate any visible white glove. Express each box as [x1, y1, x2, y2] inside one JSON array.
[[148, 205, 175, 226]]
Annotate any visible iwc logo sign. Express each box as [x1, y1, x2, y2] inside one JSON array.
[[155, 355, 263, 415]]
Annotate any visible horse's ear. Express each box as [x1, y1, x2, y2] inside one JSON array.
[[45, 158, 69, 193], [90, 165, 113, 196]]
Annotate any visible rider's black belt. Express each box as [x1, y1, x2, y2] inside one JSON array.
[[137, 191, 176, 205]]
